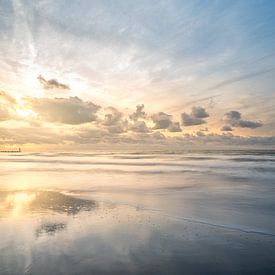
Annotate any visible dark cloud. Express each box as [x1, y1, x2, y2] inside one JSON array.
[[225, 111, 241, 120], [191, 106, 209, 118], [168, 122, 182, 132], [151, 112, 182, 132], [129, 104, 146, 121], [152, 112, 172, 129], [181, 113, 206, 126], [225, 111, 263, 129], [237, 120, 263, 128], [37, 75, 70, 90], [25, 96, 100, 124], [181, 106, 209, 126], [221, 125, 233, 132]]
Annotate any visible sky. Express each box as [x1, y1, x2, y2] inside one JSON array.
[[0, 0, 275, 149]]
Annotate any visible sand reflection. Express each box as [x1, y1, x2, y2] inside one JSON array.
[[0, 190, 97, 217], [36, 222, 67, 237]]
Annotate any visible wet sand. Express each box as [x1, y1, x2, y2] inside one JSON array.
[[0, 151, 275, 274]]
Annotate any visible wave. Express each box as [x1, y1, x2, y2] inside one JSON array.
[[0, 152, 274, 181]]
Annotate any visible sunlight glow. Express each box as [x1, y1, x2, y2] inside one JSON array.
[[16, 108, 34, 118], [7, 192, 36, 204], [4, 192, 37, 216]]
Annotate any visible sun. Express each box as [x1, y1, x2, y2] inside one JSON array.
[[16, 108, 35, 118]]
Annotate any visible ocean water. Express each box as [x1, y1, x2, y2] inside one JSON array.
[[0, 150, 275, 274]]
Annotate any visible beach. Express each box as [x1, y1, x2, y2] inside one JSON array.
[[0, 150, 275, 274]]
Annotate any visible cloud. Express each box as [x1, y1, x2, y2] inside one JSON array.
[[0, 91, 16, 105], [1, 124, 275, 148], [25, 96, 100, 124], [196, 131, 206, 137], [0, 105, 12, 121], [174, 133, 275, 148], [107, 121, 128, 133], [129, 121, 149, 133], [168, 122, 182, 132], [71, 127, 165, 145], [101, 107, 128, 133], [225, 111, 241, 120], [152, 112, 172, 129], [206, 68, 275, 91], [181, 113, 206, 126], [150, 111, 182, 132], [0, 91, 16, 121], [0, 127, 64, 144], [191, 106, 209, 118], [225, 111, 263, 129], [102, 107, 123, 126], [151, 131, 166, 140], [37, 75, 70, 90], [237, 120, 263, 128], [221, 125, 233, 131], [151, 112, 182, 132], [0, 89, 267, 147], [181, 106, 209, 126], [180, 95, 221, 109], [129, 104, 146, 121]]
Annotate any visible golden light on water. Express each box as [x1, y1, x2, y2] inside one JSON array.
[[4, 192, 36, 216], [7, 192, 36, 204]]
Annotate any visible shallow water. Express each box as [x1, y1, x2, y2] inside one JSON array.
[[0, 150, 275, 274]]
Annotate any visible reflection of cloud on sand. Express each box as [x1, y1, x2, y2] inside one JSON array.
[[29, 191, 97, 215], [36, 222, 67, 238], [0, 191, 97, 216]]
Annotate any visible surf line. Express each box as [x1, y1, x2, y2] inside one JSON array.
[[147, 208, 275, 237], [101, 199, 275, 237]]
